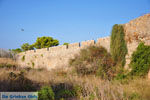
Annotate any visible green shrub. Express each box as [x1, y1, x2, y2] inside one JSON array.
[[96, 66, 108, 79], [124, 92, 142, 100], [110, 24, 127, 67], [52, 83, 76, 100], [38, 86, 55, 100], [55, 89, 75, 99], [73, 85, 82, 97], [63, 43, 69, 45], [115, 73, 127, 80], [129, 93, 142, 100], [129, 42, 150, 76], [11, 48, 22, 53], [31, 61, 35, 68], [89, 93, 95, 100], [21, 55, 25, 62], [21, 43, 34, 51], [0, 64, 17, 69], [69, 46, 115, 79]]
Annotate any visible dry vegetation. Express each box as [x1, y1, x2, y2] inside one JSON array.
[[0, 57, 150, 100], [0, 58, 16, 65]]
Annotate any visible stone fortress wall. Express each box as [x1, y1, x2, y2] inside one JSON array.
[[17, 37, 110, 70], [17, 14, 150, 70]]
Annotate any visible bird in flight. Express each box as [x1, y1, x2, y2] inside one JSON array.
[[21, 28, 24, 31]]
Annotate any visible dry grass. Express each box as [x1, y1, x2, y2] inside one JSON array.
[[0, 58, 16, 65], [122, 78, 150, 100], [0, 58, 19, 81], [24, 67, 150, 100], [0, 58, 150, 100], [25, 68, 125, 100]]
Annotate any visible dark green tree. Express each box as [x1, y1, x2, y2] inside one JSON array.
[[110, 24, 127, 67], [28, 44, 34, 50], [33, 36, 59, 49], [21, 43, 34, 51]]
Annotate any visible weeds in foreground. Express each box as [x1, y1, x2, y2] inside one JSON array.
[[0, 62, 149, 100], [0, 51, 150, 100]]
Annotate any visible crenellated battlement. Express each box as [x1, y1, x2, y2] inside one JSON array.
[[19, 37, 110, 55]]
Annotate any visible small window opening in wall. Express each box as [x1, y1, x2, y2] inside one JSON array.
[[79, 42, 81, 47], [47, 48, 49, 51]]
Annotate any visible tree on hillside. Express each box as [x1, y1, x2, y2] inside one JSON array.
[[11, 48, 22, 53], [33, 36, 59, 49], [21, 43, 34, 51], [110, 24, 127, 67]]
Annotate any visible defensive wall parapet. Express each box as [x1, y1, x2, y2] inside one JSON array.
[[19, 37, 110, 55], [81, 40, 95, 47], [97, 37, 110, 52], [68, 43, 80, 49]]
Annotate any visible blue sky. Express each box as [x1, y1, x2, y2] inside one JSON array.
[[0, 0, 150, 49]]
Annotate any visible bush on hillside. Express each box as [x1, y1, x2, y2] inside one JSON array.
[[52, 83, 76, 100], [38, 83, 77, 100], [69, 46, 115, 79], [0, 63, 17, 69], [110, 24, 127, 67], [129, 42, 150, 76], [38, 86, 55, 100], [21, 55, 25, 62], [11, 48, 22, 53]]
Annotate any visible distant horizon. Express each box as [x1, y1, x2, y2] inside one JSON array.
[[0, 0, 150, 49]]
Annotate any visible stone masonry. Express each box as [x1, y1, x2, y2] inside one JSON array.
[[16, 37, 110, 70]]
